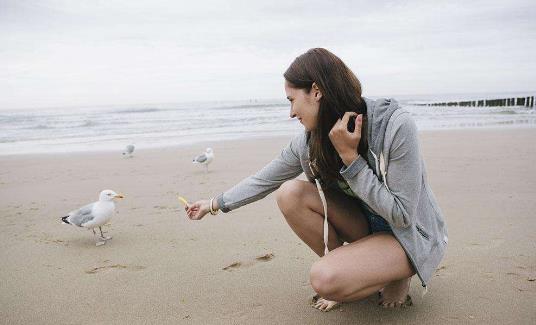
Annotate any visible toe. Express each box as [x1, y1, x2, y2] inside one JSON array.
[[379, 295, 413, 308], [312, 297, 339, 312]]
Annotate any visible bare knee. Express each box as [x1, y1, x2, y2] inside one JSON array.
[[276, 180, 308, 215], [309, 260, 344, 300]]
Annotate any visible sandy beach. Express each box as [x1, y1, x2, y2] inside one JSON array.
[[1, 128, 535, 324]]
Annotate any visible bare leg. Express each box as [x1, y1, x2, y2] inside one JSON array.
[[309, 233, 415, 302], [276, 180, 370, 256], [276, 180, 415, 311], [276, 180, 370, 311]]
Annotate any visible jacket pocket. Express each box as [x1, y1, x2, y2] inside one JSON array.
[[416, 224, 430, 240]]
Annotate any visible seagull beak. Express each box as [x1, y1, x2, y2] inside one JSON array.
[[114, 194, 125, 199]]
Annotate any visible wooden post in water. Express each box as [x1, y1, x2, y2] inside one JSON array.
[[418, 95, 535, 108]]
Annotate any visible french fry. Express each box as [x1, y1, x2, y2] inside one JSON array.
[[177, 196, 189, 206]]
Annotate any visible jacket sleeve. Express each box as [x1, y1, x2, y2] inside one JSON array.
[[216, 133, 305, 212], [340, 112, 422, 228]]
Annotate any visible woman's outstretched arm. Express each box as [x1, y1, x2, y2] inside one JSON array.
[[216, 133, 306, 212], [185, 133, 306, 220]]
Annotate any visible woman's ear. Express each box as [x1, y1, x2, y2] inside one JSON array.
[[312, 82, 323, 101]]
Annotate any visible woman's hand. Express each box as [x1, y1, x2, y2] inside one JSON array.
[[185, 199, 211, 220], [328, 112, 362, 166]]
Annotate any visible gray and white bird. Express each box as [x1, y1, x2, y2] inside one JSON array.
[[192, 148, 214, 173], [122, 144, 135, 158], [61, 189, 124, 246]]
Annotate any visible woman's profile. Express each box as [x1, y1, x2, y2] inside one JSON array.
[[185, 48, 448, 312]]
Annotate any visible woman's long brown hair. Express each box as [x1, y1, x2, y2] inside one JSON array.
[[284, 48, 367, 182]]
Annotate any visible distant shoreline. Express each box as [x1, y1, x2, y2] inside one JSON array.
[[1, 125, 535, 157]]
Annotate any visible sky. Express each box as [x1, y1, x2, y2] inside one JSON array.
[[1, 0, 535, 109]]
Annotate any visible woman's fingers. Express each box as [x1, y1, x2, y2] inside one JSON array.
[[341, 111, 358, 127], [330, 112, 360, 137], [354, 114, 363, 134], [185, 202, 199, 219], [183, 199, 211, 220]]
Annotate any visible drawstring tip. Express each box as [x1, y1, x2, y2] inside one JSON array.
[[421, 285, 428, 298]]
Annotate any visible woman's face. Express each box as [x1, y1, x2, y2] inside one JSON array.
[[284, 81, 321, 131]]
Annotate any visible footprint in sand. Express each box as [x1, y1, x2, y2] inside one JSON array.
[[85, 264, 146, 274], [40, 237, 69, 246], [222, 253, 274, 271], [222, 302, 264, 319], [435, 265, 448, 277]]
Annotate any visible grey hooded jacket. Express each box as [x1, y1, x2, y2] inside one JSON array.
[[216, 97, 448, 287]]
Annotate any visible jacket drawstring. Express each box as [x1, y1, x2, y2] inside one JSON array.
[[369, 148, 390, 192], [308, 160, 330, 256]]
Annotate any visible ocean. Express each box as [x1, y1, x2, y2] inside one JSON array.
[[1, 92, 535, 155]]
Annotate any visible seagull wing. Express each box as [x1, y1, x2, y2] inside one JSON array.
[[67, 202, 96, 227], [193, 153, 208, 163]]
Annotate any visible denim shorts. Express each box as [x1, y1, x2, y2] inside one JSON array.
[[361, 205, 392, 234]]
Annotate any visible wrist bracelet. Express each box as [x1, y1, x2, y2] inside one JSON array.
[[209, 197, 218, 215]]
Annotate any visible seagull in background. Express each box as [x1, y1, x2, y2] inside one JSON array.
[[61, 189, 124, 246], [193, 148, 214, 173], [122, 144, 135, 158]]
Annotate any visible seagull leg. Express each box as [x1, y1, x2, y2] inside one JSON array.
[[205, 164, 208, 173], [99, 226, 112, 241], [95, 228, 106, 246], [92, 228, 106, 246]]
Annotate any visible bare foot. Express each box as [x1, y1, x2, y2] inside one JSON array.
[[311, 294, 341, 312], [378, 277, 413, 308]]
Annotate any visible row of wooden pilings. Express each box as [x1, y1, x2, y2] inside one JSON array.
[[419, 96, 535, 108]]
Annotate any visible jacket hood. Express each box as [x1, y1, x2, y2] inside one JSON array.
[[363, 97, 401, 155]]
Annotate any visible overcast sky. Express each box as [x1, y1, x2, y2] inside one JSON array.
[[1, 0, 535, 109]]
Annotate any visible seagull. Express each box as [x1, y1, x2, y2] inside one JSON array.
[[61, 189, 124, 246], [192, 148, 214, 173], [122, 144, 135, 158]]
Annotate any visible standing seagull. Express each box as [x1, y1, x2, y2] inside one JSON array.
[[122, 144, 135, 158], [61, 189, 124, 246], [192, 148, 214, 173]]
